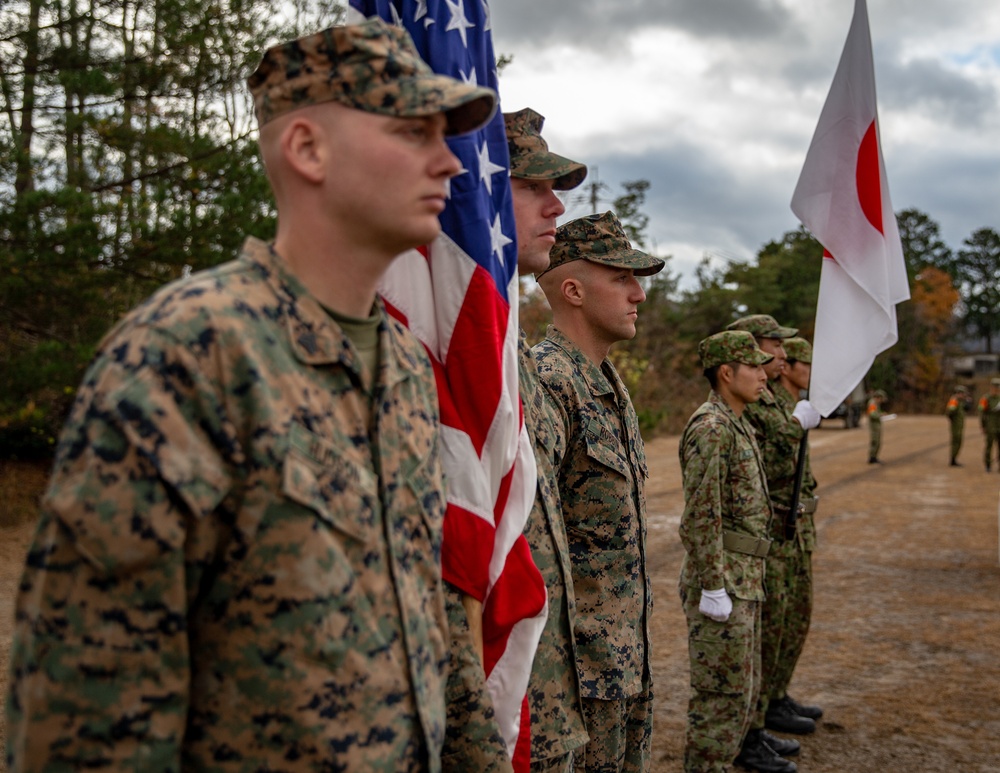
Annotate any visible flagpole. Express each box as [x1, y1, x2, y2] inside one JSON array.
[[786, 388, 810, 540]]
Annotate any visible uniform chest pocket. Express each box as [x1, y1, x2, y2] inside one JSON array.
[[282, 422, 379, 544], [583, 427, 631, 480]]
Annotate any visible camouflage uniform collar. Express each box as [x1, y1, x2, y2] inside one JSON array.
[[544, 325, 615, 396], [756, 384, 777, 406], [240, 237, 410, 387], [708, 388, 739, 419]]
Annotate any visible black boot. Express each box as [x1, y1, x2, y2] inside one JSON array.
[[780, 693, 824, 720], [736, 729, 797, 773], [765, 697, 816, 734], [760, 730, 800, 757]]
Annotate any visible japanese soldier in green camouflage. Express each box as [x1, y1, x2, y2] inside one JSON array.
[[945, 385, 969, 467], [533, 211, 664, 773], [724, 316, 821, 772], [679, 330, 782, 773], [6, 19, 505, 772], [504, 107, 589, 772], [770, 337, 823, 737], [978, 378, 1000, 471]]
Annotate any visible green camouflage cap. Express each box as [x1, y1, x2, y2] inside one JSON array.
[[248, 18, 497, 134], [992, 377, 1000, 386], [874, 389, 887, 399], [955, 385, 968, 394], [538, 211, 665, 279], [503, 108, 587, 191], [783, 337, 812, 364], [726, 314, 798, 339], [699, 330, 774, 369]]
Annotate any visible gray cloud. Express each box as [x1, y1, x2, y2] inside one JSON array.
[[878, 54, 998, 128], [492, 0, 793, 50]]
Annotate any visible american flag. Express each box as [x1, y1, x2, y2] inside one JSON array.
[[347, 1, 547, 767]]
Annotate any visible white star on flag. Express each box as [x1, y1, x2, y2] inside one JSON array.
[[478, 141, 504, 195], [444, 0, 474, 46], [490, 212, 513, 265]]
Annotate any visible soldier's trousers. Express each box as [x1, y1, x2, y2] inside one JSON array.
[[681, 585, 761, 773], [576, 687, 653, 773], [984, 429, 1000, 469], [752, 541, 813, 727], [869, 421, 882, 459], [950, 426, 963, 463]]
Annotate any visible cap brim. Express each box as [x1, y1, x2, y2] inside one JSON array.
[[741, 350, 774, 366], [759, 325, 798, 339], [386, 74, 498, 135], [514, 151, 588, 190], [587, 249, 665, 277]]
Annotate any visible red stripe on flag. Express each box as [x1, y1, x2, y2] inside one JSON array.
[[442, 502, 497, 602], [483, 536, 549, 669], [443, 266, 507, 455], [856, 120, 883, 234]]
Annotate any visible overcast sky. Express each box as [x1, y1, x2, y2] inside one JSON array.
[[489, 0, 1000, 287]]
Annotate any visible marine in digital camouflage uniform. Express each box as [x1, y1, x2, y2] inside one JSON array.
[[533, 212, 664, 773], [6, 19, 505, 773], [867, 390, 887, 464], [724, 317, 819, 772], [945, 385, 969, 467], [505, 107, 589, 772], [979, 378, 1000, 472], [678, 330, 777, 773]]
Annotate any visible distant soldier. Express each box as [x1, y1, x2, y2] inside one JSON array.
[[504, 106, 590, 771], [945, 385, 969, 467], [7, 20, 502, 771], [534, 211, 664, 773], [979, 378, 1000, 472], [867, 389, 887, 464], [678, 330, 793, 773]]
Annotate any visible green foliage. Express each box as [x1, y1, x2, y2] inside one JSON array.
[[954, 227, 1000, 352], [612, 180, 651, 248], [0, 0, 341, 457]]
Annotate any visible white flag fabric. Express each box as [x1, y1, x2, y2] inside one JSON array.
[[791, 0, 910, 416]]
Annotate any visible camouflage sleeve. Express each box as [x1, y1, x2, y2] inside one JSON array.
[[539, 383, 570, 473], [441, 583, 514, 773], [7, 330, 232, 771], [678, 414, 731, 592]]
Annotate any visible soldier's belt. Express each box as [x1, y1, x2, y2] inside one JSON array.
[[723, 531, 771, 558]]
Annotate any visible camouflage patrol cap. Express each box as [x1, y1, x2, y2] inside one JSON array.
[[874, 389, 887, 399], [726, 314, 798, 339], [538, 211, 665, 279], [503, 108, 587, 191], [992, 377, 1000, 387], [699, 330, 775, 369], [955, 385, 968, 394], [783, 337, 812, 364], [248, 18, 497, 134]]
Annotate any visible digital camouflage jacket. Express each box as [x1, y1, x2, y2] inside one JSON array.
[[533, 327, 651, 702], [7, 237, 456, 772]]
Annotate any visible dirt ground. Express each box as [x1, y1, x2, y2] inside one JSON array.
[[2, 414, 999, 771]]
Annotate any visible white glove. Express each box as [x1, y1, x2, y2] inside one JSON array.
[[699, 588, 733, 622], [792, 399, 822, 430]]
